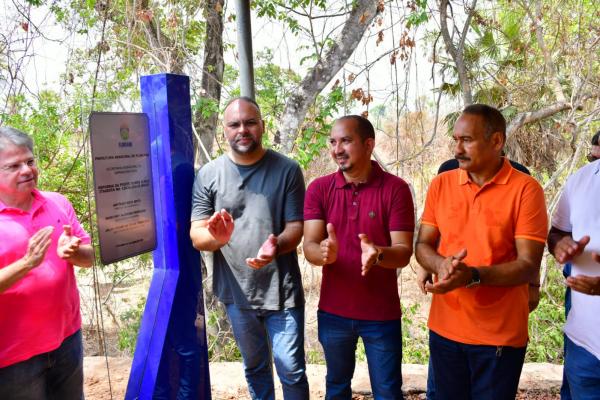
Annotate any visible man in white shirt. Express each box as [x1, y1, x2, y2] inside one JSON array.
[[548, 156, 600, 400]]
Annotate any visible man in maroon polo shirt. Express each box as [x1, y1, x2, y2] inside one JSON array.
[[303, 115, 415, 399]]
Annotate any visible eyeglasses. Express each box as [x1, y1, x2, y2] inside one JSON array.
[[0, 159, 36, 173]]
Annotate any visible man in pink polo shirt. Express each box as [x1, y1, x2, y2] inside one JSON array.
[[0, 126, 94, 400], [303, 115, 415, 399]]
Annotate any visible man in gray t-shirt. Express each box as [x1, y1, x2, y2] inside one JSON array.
[[190, 97, 308, 400]]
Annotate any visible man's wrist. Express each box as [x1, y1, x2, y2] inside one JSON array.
[[20, 258, 35, 271], [374, 247, 384, 265], [466, 267, 481, 288], [433, 255, 447, 275]]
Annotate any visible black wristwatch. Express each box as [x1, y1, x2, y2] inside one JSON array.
[[466, 267, 481, 288], [374, 247, 384, 265]]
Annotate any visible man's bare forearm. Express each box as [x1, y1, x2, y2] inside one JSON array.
[[190, 226, 226, 252], [415, 242, 444, 274], [376, 244, 413, 269], [477, 259, 538, 286], [0, 259, 33, 294], [303, 240, 326, 266], [275, 221, 303, 255]]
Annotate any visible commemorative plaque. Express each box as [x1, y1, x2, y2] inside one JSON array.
[[90, 112, 157, 264]]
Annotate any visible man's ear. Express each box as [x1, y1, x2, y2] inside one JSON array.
[[491, 131, 505, 152], [365, 137, 376, 153]]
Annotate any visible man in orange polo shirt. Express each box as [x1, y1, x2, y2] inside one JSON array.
[[415, 104, 547, 399]]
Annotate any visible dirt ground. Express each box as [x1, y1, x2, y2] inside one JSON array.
[[78, 257, 561, 399], [84, 357, 561, 399]]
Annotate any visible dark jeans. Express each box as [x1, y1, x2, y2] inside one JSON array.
[[318, 310, 404, 400], [426, 358, 435, 399], [565, 336, 600, 400], [0, 329, 84, 400], [429, 330, 526, 400], [562, 263, 572, 400]]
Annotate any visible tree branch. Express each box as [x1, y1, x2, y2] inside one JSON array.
[[520, 0, 566, 103], [506, 93, 598, 137], [439, 0, 475, 105], [278, 0, 380, 153]]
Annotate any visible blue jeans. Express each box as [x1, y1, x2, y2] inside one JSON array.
[[0, 329, 84, 400], [318, 310, 404, 400], [562, 263, 572, 400], [226, 304, 309, 400], [429, 330, 526, 400], [565, 335, 600, 400]]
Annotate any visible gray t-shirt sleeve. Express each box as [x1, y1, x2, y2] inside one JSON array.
[[283, 164, 306, 222], [191, 166, 215, 221]]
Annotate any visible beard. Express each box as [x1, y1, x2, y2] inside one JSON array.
[[335, 154, 353, 171], [229, 135, 259, 154]]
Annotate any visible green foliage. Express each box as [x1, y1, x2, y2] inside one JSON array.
[[253, 0, 328, 35], [117, 296, 147, 353], [306, 348, 325, 365], [356, 338, 366, 362], [194, 97, 220, 120], [406, 0, 429, 28], [1, 92, 90, 226], [401, 302, 429, 364], [206, 309, 242, 361], [527, 262, 567, 363], [254, 49, 301, 125], [293, 86, 344, 168], [442, 111, 461, 137]]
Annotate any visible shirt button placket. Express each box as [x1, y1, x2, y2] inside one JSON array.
[[351, 188, 359, 220]]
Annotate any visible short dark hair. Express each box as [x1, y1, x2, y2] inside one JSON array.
[[335, 115, 375, 141], [462, 104, 506, 140], [591, 131, 599, 146], [224, 96, 261, 115]]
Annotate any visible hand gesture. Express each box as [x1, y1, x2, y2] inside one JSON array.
[[566, 252, 600, 296], [425, 248, 469, 294], [358, 233, 379, 276], [57, 225, 82, 260], [23, 226, 54, 269], [207, 209, 234, 246], [246, 234, 278, 270], [320, 223, 338, 265], [416, 266, 433, 295], [554, 235, 590, 263]]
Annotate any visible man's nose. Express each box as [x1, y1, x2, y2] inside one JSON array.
[[237, 122, 249, 133], [19, 162, 34, 173], [454, 140, 463, 154]]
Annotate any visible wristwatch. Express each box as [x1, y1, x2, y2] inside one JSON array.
[[374, 247, 384, 265], [466, 267, 481, 288]]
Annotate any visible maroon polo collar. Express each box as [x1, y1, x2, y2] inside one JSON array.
[[334, 160, 385, 188]]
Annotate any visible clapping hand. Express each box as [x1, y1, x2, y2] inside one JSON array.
[[207, 209, 234, 246], [320, 223, 338, 265], [57, 225, 81, 260], [246, 234, 278, 269], [23, 226, 54, 269]]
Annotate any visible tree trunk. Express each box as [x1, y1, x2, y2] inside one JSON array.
[[439, 0, 476, 106], [193, 0, 225, 166], [279, 0, 381, 153]]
